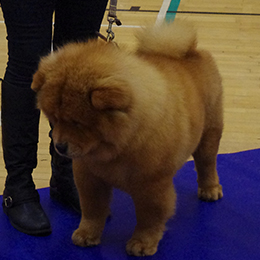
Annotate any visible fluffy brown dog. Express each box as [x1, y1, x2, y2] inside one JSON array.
[[32, 21, 223, 256]]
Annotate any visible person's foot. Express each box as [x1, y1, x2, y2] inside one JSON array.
[[2, 194, 51, 236], [50, 180, 81, 213]]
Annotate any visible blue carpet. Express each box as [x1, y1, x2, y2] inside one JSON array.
[[0, 149, 260, 260]]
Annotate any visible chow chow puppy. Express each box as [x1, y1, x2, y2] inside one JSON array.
[[32, 20, 223, 256]]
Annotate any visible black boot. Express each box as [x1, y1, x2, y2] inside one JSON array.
[[3, 189, 51, 236], [1, 79, 51, 236], [49, 138, 81, 213]]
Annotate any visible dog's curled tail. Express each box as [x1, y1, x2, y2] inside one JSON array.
[[136, 20, 197, 59]]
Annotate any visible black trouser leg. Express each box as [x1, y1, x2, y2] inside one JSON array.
[[48, 0, 108, 213], [0, 0, 53, 235], [53, 0, 108, 48]]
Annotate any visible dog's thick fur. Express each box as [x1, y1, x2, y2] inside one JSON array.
[[32, 21, 223, 256]]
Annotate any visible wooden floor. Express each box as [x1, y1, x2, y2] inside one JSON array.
[[0, 0, 260, 194]]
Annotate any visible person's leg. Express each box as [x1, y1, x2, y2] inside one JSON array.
[[53, 0, 108, 47], [1, 0, 54, 235], [49, 0, 108, 212]]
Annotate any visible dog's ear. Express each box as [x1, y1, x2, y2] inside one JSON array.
[[31, 70, 46, 92], [31, 53, 58, 92], [90, 87, 131, 111]]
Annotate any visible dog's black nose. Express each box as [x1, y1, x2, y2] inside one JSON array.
[[55, 143, 68, 155]]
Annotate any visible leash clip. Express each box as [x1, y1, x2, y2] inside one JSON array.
[[107, 19, 115, 42], [106, 0, 122, 42], [95, 0, 122, 44], [106, 17, 122, 42]]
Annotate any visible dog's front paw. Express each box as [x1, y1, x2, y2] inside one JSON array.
[[126, 238, 158, 256], [72, 228, 101, 247], [198, 184, 223, 201]]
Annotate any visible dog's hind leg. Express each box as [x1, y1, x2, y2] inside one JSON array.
[[192, 123, 223, 201]]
